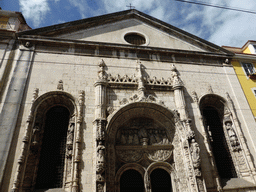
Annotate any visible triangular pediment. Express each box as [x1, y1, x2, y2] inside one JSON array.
[[18, 9, 232, 55]]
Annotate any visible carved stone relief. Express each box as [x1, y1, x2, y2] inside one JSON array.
[[115, 118, 173, 163], [147, 150, 172, 161]]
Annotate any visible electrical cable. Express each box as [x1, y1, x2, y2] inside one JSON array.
[[175, 0, 256, 14]]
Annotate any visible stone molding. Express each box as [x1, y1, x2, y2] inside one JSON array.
[[11, 90, 84, 192]]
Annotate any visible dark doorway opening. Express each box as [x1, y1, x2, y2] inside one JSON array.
[[150, 168, 172, 192], [35, 106, 70, 189], [120, 169, 144, 192], [203, 106, 237, 180]]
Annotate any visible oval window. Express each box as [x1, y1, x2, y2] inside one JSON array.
[[124, 33, 146, 45]]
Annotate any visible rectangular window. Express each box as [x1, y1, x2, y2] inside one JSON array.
[[253, 45, 256, 52], [242, 63, 255, 76], [252, 88, 256, 97]]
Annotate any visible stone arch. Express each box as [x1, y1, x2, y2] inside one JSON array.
[[106, 102, 176, 143], [199, 93, 229, 120], [199, 93, 238, 181], [20, 91, 79, 191], [116, 163, 145, 192], [146, 162, 178, 192], [106, 102, 177, 191]]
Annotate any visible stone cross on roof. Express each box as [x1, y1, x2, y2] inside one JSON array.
[[126, 3, 135, 9]]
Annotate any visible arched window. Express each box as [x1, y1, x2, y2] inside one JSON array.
[[150, 168, 172, 192], [120, 169, 144, 192], [201, 102, 237, 181], [35, 106, 70, 189]]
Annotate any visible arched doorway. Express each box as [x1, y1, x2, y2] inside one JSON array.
[[150, 168, 172, 192], [120, 169, 144, 192], [107, 102, 177, 192], [35, 106, 70, 189]]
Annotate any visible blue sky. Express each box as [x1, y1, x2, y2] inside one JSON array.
[[1, 0, 256, 47]]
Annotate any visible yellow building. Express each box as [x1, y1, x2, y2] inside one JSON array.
[[223, 41, 256, 120]]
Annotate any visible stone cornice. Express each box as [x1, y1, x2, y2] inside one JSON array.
[[18, 36, 232, 57]]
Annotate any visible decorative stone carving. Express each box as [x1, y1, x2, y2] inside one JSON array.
[[108, 73, 137, 84], [190, 139, 201, 170], [31, 88, 39, 103], [57, 80, 63, 90], [96, 120, 106, 141], [147, 149, 172, 161], [187, 130, 195, 141], [31, 125, 40, 147], [191, 91, 198, 103], [106, 106, 114, 116], [97, 144, 105, 173], [116, 128, 170, 146], [98, 59, 107, 81], [170, 64, 183, 88], [117, 150, 143, 162], [224, 118, 241, 151], [97, 183, 104, 192], [207, 85, 213, 94]]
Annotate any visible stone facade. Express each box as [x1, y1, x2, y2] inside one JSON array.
[[1, 9, 256, 192]]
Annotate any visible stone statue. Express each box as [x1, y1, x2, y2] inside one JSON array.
[[32, 126, 40, 146], [128, 130, 134, 145], [154, 130, 162, 144], [225, 122, 240, 150], [96, 145, 105, 174], [149, 130, 156, 144], [120, 130, 126, 145], [133, 130, 140, 145], [190, 139, 200, 168], [67, 122, 74, 145], [161, 130, 169, 144], [139, 128, 148, 138]]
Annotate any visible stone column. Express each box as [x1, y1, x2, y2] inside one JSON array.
[[0, 42, 35, 186], [72, 90, 85, 192], [171, 65, 191, 131], [94, 59, 108, 192]]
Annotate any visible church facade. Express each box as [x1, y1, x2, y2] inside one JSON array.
[[1, 9, 256, 192]]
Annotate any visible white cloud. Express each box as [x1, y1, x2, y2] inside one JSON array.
[[179, 0, 256, 47], [44, 0, 256, 47], [19, 0, 50, 28]]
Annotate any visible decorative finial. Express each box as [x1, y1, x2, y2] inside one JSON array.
[[32, 88, 39, 103], [98, 59, 107, 80], [57, 80, 64, 91], [171, 64, 183, 88], [226, 92, 232, 102], [207, 85, 213, 94], [191, 91, 198, 103]]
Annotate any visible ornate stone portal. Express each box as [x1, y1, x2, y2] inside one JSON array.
[[96, 60, 207, 192]]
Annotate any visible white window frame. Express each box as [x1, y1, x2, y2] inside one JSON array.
[[241, 62, 255, 77], [251, 87, 256, 98]]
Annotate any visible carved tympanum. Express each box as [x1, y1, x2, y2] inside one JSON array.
[[116, 118, 173, 163]]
